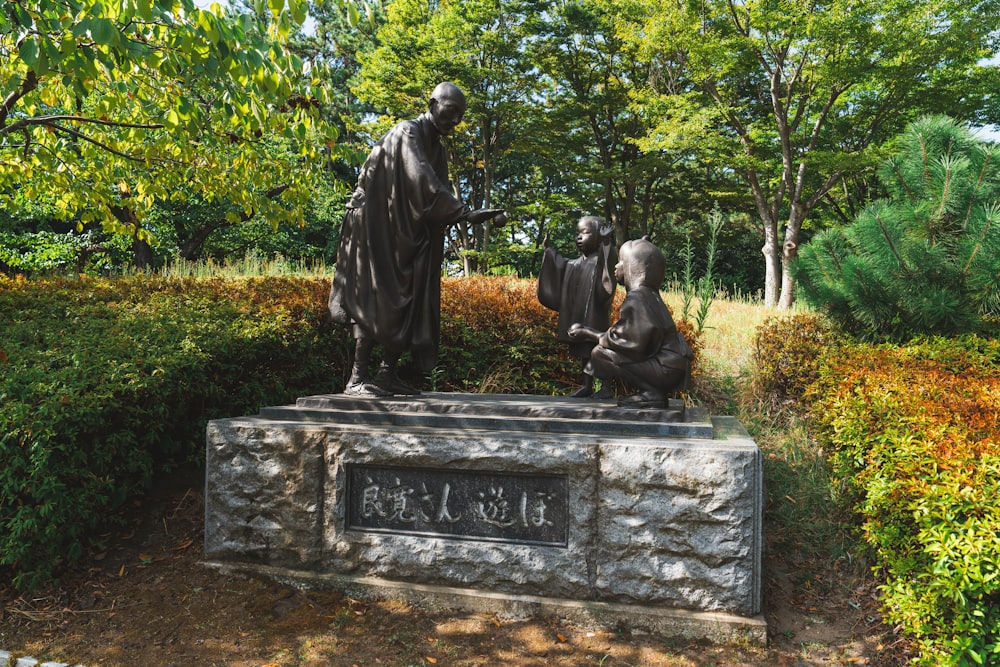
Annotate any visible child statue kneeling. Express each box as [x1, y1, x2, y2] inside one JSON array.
[[568, 236, 693, 409]]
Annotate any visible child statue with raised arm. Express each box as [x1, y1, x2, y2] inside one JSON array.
[[537, 215, 616, 398]]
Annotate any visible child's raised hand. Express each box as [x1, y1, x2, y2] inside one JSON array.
[[599, 222, 613, 243]]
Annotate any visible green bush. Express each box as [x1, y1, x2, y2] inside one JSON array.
[[809, 335, 1000, 665], [0, 275, 347, 589], [751, 313, 838, 413], [0, 231, 90, 275]]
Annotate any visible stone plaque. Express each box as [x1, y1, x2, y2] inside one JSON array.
[[346, 464, 569, 546]]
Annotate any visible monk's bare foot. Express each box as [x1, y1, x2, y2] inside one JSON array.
[[569, 384, 594, 398]]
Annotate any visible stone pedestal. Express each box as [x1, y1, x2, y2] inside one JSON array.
[[204, 393, 765, 643]]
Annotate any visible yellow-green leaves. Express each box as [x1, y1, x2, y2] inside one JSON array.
[[135, 0, 154, 20], [1, 0, 333, 245], [89, 17, 118, 45], [346, 2, 360, 27], [288, 0, 308, 24]]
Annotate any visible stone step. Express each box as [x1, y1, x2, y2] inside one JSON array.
[[259, 392, 713, 439]]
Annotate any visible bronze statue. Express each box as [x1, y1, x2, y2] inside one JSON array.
[[568, 236, 693, 409], [329, 82, 504, 397], [537, 216, 616, 397]]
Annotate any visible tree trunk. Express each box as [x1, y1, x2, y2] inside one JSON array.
[[751, 174, 781, 307], [779, 243, 797, 308], [132, 236, 154, 270], [178, 222, 225, 260], [109, 204, 154, 269], [778, 204, 805, 308], [762, 228, 780, 307]]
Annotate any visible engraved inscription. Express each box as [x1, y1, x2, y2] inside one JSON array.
[[346, 465, 568, 546]]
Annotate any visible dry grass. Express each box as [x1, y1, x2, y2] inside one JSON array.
[[663, 289, 808, 380], [661, 289, 807, 413]]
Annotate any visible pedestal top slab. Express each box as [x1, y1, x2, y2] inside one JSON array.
[[258, 392, 714, 439]]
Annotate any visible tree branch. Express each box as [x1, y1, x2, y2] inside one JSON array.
[[804, 170, 844, 211], [48, 123, 148, 162], [2, 114, 164, 137], [1, 70, 38, 129]]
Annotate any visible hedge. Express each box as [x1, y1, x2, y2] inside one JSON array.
[[810, 336, 1000, 666], [0, 274, 698, 589], [755, 318, 1000, 665], [0, 274, 347, 589]]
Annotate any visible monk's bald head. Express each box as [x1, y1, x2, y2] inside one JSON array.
[[428, 82, 467, 136], [431, 82, 466, 107]]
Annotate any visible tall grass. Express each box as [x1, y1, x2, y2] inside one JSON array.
[[663, 288, 798, 379], [156, 254, 331, 278]]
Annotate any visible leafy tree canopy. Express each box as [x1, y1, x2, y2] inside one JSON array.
[[1, 0, 332, 243], [630, 0, 1000, 307]]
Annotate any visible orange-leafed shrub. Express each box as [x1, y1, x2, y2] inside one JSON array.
[[809, 336, 1000, 665], [440, 276, 581, 393]]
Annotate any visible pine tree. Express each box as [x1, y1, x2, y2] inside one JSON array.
[[794, 116, 1000, 341]]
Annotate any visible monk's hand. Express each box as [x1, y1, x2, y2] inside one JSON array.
[[468, 208, 506, 226]]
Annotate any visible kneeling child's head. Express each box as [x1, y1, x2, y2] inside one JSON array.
[[615, 236, 665, 289]]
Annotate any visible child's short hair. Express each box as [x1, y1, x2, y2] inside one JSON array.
[[620, 235, 665, 288]]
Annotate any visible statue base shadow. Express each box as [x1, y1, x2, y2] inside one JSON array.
[[204, 392, 765, 645]]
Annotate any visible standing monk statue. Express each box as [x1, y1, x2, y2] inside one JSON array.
[[329, 82, 504, 397]]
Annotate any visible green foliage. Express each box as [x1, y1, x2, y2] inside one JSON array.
[[0, 275, 345, 589], [679, 206, 725, 332], [795, 116, 1000, 341], [664, 211, 764, 297], [1, 0, 332, 245], [0, 230, 91, 274], [631, 0, 1000, 306], [751, 313, 839, 414], [809, 335, 1000, 665]]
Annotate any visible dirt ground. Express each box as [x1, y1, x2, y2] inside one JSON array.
[[0, 466, 913, 667]]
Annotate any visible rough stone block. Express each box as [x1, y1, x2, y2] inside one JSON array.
[[205, 393, 763, 636], [204, 421, 327, 569]]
